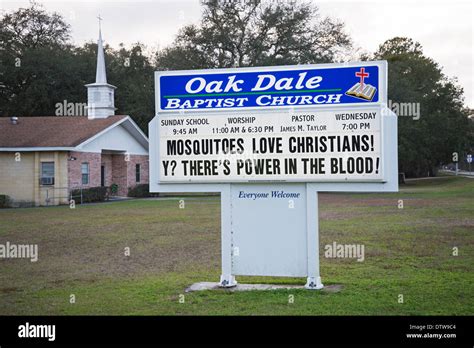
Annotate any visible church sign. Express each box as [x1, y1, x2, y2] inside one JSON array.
[[150, 61, 398, 289], [157, 64, 380, 111], [159, 108, 383, 183]]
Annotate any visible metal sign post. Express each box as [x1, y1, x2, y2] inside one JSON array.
[[150, 61, 398, 289]]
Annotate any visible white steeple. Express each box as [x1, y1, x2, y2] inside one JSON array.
[[95, 27, 107, 84], [86, 15, 116, 119]]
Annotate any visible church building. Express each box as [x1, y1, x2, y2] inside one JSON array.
[[0, 28, 149, 207]]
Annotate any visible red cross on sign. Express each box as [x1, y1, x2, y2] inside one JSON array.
[[355, 67, 369, 89]]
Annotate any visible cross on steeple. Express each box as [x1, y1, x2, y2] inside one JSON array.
[[97, 14, 103, 31]]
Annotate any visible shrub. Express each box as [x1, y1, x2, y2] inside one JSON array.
[[110, 183, 119, 195], [128, 184, 153, 198], [0, 194, 10, 208], [70, 187, 108, 204]]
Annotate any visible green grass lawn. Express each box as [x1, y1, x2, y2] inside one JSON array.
[[0, 177, 473, 315]]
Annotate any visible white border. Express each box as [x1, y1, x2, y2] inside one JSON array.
[[149, 107, 397, 193]]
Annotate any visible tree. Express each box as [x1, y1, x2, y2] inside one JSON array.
[[155, 0, 352, 70], [0, 1, 70, 51], [374, 37, 471, 177], [108, 43, 155, 132], [0, 3, 154, 133], [0, 2, 74, 116]]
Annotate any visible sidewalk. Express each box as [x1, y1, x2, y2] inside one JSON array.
[[439, 169, 474, 178]]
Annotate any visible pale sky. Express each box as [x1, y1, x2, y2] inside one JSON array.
[[1, 0, 473, 107]]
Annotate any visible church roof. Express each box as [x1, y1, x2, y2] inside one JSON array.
[[0, 115, 129, 149]]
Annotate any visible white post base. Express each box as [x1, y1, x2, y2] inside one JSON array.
[[219, 274, 237, 288], [305, 276, 324, 290]]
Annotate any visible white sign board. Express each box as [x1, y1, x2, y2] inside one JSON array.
[[158, 108, 383, 183], [150, 61, 398, 289], [230, 183, 308, 277]]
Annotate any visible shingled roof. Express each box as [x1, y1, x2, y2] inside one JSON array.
[[0, 115, 127, 148]]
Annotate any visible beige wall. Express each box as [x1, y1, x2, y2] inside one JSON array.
[[38, 152, 69, 206], [0, 152, 35, 205], [0, 151, 69, 206]]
